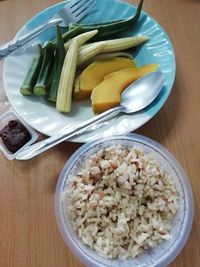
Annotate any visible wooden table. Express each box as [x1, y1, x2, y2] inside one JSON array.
[[0, 0, 199, 266]]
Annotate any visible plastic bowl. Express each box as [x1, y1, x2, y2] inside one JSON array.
[[55, 133, 194, 267]]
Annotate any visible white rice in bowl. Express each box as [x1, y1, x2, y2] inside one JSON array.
[[61, 144, 179, 259]]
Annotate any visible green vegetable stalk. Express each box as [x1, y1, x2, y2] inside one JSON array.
[[20, 45, 43, 96], [33, 41, 54, 96], [52, 0, 144, 44], [53, 25, 83, 45], [68, 0, 144, 40], [48, 26, 66, 102]]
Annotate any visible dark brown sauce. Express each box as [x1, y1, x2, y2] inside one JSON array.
[[0, 119, 31, 153]]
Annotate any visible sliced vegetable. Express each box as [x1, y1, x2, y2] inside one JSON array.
[[56, 39, 79, 112], [69, 0, 144, 41], [91, 64, 158, 114], [33, 41, 54, 96], [48, 26, 66, 102], [74, 57, 136, 100], [20, 45, 43, 96]]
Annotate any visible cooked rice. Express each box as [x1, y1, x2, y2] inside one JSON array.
[[62, 145, 179, 259]]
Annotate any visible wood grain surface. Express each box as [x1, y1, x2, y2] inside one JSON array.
[[0, 0, 200, 266]]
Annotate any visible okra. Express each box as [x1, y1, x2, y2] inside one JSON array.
[[20, 45, 43, 96], [48, 26, 66, 102], [52, 25, 83, 45], [69, 0, 144, 41], [33, 41, 54, 96], [51, 0, 144, 46]]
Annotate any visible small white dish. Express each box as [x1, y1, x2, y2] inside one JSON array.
[[0, 109, 38, 160]]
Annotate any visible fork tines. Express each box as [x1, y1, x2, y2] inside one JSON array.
[[68, 0, 96, 19]]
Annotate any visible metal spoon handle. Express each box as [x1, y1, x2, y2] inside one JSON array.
[[0, 18, 62, 58], [16, 106, 124, 160]]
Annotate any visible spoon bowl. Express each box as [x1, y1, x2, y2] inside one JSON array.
[[16, 71, 165, 160], [121, 71, 165, 113]]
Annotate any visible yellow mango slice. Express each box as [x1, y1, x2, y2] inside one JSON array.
[[91, 64, 158, 114], [74, 57, 136, 100]]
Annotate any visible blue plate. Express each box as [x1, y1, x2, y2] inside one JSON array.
[[3, 0, 176, 142]]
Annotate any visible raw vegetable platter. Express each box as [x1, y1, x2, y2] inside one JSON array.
[[3, 0, 176, 142]]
